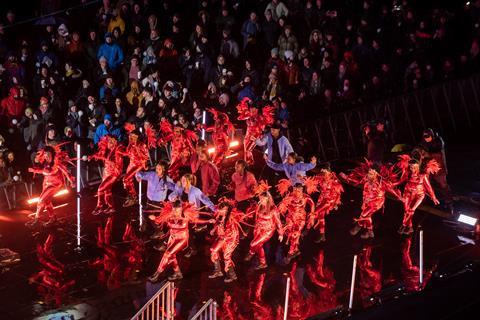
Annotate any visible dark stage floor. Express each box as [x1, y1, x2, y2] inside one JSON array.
[[1, 177, 480, 320]]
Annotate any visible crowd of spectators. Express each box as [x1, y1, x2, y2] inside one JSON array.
[[0, 0, 480, 187]]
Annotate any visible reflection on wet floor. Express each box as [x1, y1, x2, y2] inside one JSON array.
[[0, 186, 475, 320]]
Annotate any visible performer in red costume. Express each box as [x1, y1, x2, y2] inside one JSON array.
[[148, 200, 213, 282], [244, 180, 283, 270], [29, 234, 75, 306], [278, 182, 315, 264], [308, 165, 344, 243], [340, 161, 401, 239], [206, 108, 235, 166], [396, 154, 440, 235], [208, 199, 244, 282], [122, 127, 149, 207], [236, 97, 275, 165], [26, 145, 75, 227], [159, 119, 198, 180], [90, 135, 124, 215]]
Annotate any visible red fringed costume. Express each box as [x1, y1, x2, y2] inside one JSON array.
[[278, 182, 315, 261], [29, 234, 75, 306], [28, 145, 75, 223], [341, 161, 401, 238], [150, 201, 212, 281], [206, 108, 235, 166], [209, 199, 244, 282], [245, 181, 283, 269], [90, 135, 124, 214], [236, 97, 275, 164], [122, 125, 149, 205], [159, 119, 198, 180], [396, 155, 440, 234], [309, 171, 343, 241]]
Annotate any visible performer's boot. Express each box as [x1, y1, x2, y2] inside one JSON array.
[[153, 243, 166, 252], [361, 229, 374, 239], [254, 262, 268, 270], [92, 206, 104, 216], [43, 216, 57, 227], [285, 250, 300, 264], [150, 229, 164, 240], [103, 206, 116, 215], [350, 224, 362, 236], [123, 196, 137, 208], [314, 233, 326, 243], [184, 247, 197, 258], [397, 225, 406, 235], [224, 267, 237, 283], [25, 217, 40, 228], [208, 261, 223, 279], [244, 252, 254, 262], [148, 271, 162, 283], [403, 226, 414, 235], [168, 269, 183, 281]]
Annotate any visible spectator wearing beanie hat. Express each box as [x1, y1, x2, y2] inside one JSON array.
[[94, 114, 122, 145], [97, 32, 124, 70]]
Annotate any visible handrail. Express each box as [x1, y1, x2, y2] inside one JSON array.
[[190, 299, 217, 320], [131, 281, 175, 320]]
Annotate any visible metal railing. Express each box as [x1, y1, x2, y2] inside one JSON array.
[[131, 281, 175, 320], [189, 299, 217, 320], [288, 73, 480, 162]]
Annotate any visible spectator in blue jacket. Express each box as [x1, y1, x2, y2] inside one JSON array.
[[93, 114, 122, 144], [264, 152, 317, 185], [97, 32, 124, 70], [256, 124, 294, 163]]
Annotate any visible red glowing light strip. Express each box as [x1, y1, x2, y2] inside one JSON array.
[[27, 188, 69, 205]]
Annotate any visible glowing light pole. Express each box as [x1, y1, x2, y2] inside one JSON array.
[[419, 230, 424, 286], [139, 180, 143, 230], [283, 276, 290, 320], [76, 143, 81, 248], [349, 255, 358, 310], [201, 110, 206, 140]]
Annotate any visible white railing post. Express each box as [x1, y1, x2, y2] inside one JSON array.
[[131, 281, 175, 320], [201, 110, 206, 140], [349, 255, 358, 310], [283, 277, 291, 320], [419, 230, 424, 286], [76, 143, 81, 248], [139, 180, 143, 230], [190, 299, 217, 320]]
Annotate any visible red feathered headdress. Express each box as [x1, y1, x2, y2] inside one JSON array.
[[254, 180, 271, 196], [276, 178, 291, 196]]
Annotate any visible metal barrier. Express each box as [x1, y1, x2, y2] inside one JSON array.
[[131, 281, 175, 320], [189, 299, 217, 320], [288, 74, 480, 162]]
